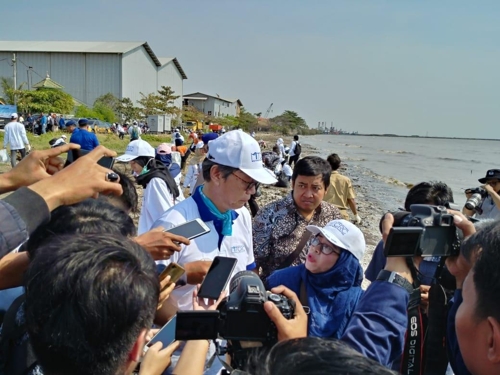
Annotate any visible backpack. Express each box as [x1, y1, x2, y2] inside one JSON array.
[[131, 126, 139, 141], [294, 142, 302, 155]]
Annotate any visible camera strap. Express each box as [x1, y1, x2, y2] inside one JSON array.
[[400, 295, 424, 375]]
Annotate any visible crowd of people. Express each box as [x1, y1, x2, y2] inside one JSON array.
[[0, 123, 498, 375]]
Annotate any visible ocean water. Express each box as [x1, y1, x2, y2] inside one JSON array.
[[302, 134, 499, 211]]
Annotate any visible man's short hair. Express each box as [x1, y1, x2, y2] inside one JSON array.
[[26, 199, 136, 259], [249, 337, 395, 375], [293, 135, 299, 141], [99, 170, 139, 213], [404, 181, 454, 211], [292, 156, 332, 189], [462, 221, 500, 323], [201, 158, 238, 182], [25, 234, 159, 375], [326, 153, 341, 171]]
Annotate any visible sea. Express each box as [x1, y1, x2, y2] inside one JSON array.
[[302, 134, 499, 212]]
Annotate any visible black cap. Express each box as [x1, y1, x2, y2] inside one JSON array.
[[479, 169, 500, 183], [78, 118, 89, 126]]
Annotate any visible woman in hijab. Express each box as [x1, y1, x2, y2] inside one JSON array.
[[266, 219, 366, 339], [116, 140, 180, 235]]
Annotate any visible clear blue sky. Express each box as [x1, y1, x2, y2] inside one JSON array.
[[2, 0, 500, 138]]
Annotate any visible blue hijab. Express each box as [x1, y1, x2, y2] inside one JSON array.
[[302, 250, 364, 339], [155, 153, 181, 178]]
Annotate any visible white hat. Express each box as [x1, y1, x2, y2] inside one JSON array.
[[206, 130, 277, 185], [133, 121, 138, 125], [11, 113, 18, 119], [306, 220, 366, 261], [61, 135, 67, 139], [116, 140, 155, 162]]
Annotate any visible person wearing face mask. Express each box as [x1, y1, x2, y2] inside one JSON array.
[[266, 219, 366, 339], [116, 140, 180, 235]]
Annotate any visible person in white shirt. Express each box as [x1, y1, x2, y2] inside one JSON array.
[[116, 140, 180, 235], [3, 113, 30, 168], [183, 141, 205, 193], [152, 130, 278, 312], [289, 134, 301, 167], [276, 138, 286, 160]]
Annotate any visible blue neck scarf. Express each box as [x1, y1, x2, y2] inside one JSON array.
[[301, 250, 364, 339], [193, 186, 234, 236]]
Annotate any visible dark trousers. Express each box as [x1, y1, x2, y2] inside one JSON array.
[[289, 154, 300, 168], [10, 148, 26, 168]]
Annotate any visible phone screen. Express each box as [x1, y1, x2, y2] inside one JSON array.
[[147, 315, 177, 347], [65, 149, 115, 169], [164, 219, 210, 240], [175, 311, 219, 341], [384, 227, 423, 257], [197, 256, 237, 300]]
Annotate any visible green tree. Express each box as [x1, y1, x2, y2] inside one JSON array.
[[183, 105, 205, 123], [0, 77, 26, 105], [137, 92, 162, 116], [94, 93, 121, 119], [17, 88, 73, 114], [120, 97, 141, 123], [156, 86, 180, 116], [270, 110, 308, 132], [237, 107, 258, 131]]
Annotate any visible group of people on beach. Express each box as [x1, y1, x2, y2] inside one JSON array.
[[0, 126, 498, 375]]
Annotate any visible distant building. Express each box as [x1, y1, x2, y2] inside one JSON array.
[[0, 41, 187, 109], [183, 92, 243, 117]]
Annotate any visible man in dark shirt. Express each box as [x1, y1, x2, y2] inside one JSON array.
[[69, 119, 99, 151]]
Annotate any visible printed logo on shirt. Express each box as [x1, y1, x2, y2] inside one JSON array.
[[251, 152, 262, 162], [231, 245, 246, 254], [331, 221, 349, 235]]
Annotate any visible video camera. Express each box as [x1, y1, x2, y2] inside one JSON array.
[[176, 271, 295, 370], [382, 204, 461, 258], [464, 187, 487, 212]]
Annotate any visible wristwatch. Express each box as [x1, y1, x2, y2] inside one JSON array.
[[376, 270, 414, 295]]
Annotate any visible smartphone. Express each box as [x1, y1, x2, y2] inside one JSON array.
[[147, 315, 177, 347], [158, 263, 185, 289], [164, 218, 210, 240], [175, 311, 219, 341], [64, 149, 115, 169], [197, 256, 237, 300]]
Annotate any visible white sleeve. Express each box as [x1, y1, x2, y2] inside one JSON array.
[[144, 178, 175, 227]]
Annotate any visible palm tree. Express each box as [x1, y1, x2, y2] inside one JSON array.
[[0, 76, 26, 105]]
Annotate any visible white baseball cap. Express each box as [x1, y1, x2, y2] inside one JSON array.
[[206, 130, 277, 185], [306, 220, 366, 261], [11, 113, 18, 119], [116, 140, 155, 162]]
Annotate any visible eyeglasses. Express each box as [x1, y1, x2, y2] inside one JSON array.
[[231, 172, 260, 192], [310, 235, 342, 256]]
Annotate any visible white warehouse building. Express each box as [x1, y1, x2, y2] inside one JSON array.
[[0, 41, 187, 109]]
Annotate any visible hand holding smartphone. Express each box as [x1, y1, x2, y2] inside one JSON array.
[[159, 263, 185, 290], [163, 219, 210, 240], [197, 256, 237, 300], [64, 148, 115, 169]]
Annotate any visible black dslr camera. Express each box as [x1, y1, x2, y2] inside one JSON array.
[[175, 271, 295, 370], [464, 187, 487, 212], [383, 204, 461, 257]]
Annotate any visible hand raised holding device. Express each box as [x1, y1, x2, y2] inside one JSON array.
[[197, 256, 237, 300], [163, 218, 210, 240]]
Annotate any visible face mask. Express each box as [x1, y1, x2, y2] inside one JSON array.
[[140, 165, 149, 175]]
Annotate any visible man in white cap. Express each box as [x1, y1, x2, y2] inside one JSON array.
[[153, 130, 277, 311], [3, 113, 30, 168]]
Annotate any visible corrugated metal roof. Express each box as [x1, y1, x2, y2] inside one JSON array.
[[184, 92, 242, 106], [0, 41, 187, 79], [0, 40, 146, 54]]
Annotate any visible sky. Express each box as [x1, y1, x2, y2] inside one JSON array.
[[2, 0, 500, 139]]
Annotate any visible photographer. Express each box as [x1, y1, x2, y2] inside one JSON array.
[[265, 214, 413, 367], [462, 169, 500, 220]]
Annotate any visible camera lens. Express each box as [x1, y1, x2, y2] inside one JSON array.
[[229, 270, 263, 293]]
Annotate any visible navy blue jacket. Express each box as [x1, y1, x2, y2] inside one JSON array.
[[341, 281, 409, 366], [446, 290, 471, 375], [69, 128, 99, 151]]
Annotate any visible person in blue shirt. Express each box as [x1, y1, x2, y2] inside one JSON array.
[[267, 219, 366, 339], [69, 119, 100, 151], [58, 116, 66, 130], [39, 113, 47, 134]]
